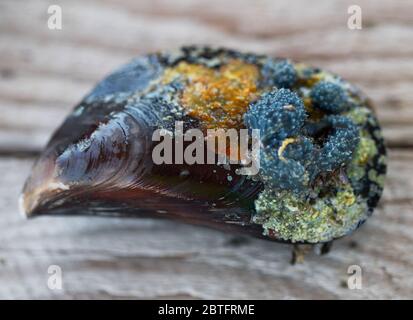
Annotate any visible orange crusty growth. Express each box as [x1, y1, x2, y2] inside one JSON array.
[[162, 59, 260, 129]]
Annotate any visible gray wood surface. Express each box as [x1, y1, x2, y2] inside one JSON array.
[[0, 0, 412, 299]]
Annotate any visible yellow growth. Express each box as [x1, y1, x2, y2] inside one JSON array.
[[278, 138, 296, 162], [162, 59, 259, 129]]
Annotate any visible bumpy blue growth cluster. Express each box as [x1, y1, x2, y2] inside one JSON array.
[[261, 59, 297, 89], [244, 89, 306, 145], [244, 88, 359, 194], [310, 81, 348, 113], [317, 115, 359, 172], [244, 89, 308, 192], [260, 137, 316, 193]]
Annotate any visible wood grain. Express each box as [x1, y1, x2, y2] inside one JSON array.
[[0, 0, 412, 299]]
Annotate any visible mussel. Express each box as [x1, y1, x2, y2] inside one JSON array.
[[21, 46, 386, 244]]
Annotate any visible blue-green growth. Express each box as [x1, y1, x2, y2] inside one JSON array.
[[244, 88, 306, 146], [316, 115, 359, 172], [310, 81, 348, 113], [244, 88, 359, 195], [244, 89, 309, 193], [259, 137, 315, 193], [261, 59, 297, 89]]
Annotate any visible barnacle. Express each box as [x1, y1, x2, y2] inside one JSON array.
[[21, 46, 386, 245]]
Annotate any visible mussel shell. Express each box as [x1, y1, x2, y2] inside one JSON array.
[[21, 46, 386, 244]]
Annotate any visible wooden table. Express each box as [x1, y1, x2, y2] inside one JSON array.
[[0, 0, 412, 299]]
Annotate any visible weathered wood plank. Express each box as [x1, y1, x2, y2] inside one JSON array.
[[1, 0, 413, 300], [0, 150, 412, 299]]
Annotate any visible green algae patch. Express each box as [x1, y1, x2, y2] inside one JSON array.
[[253, 186, 368, 243]]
